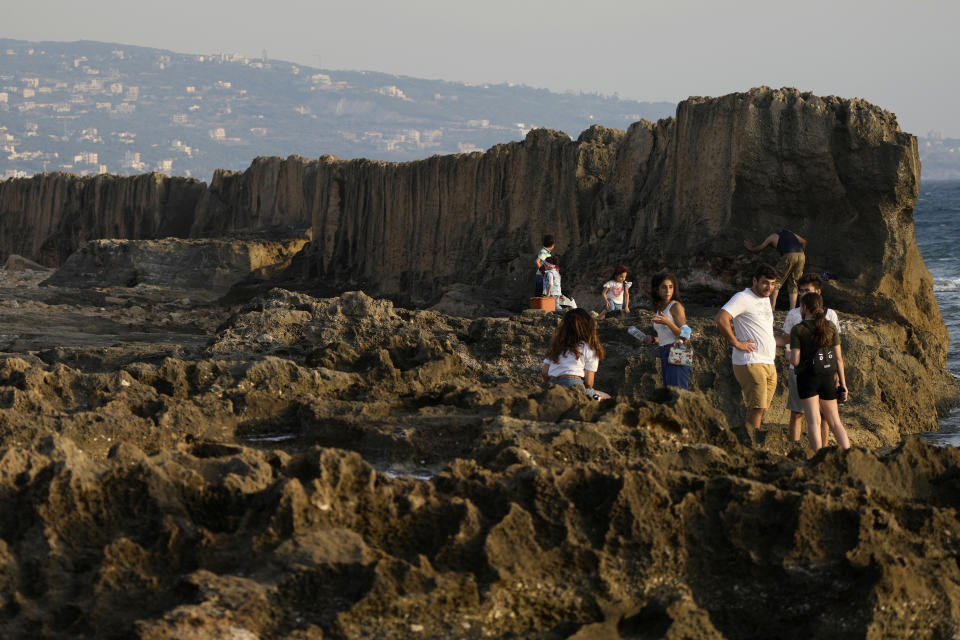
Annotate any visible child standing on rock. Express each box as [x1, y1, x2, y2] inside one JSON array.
[[598, 266, 631, 318], [534, 235, 556, 296], [649, 272, 691, 390], [542, 308, 610, 399], [541, 256, 562, 309]]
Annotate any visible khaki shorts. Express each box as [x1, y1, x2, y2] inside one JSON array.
[[775, 252, 805, 296], [733, 363, 778, 409]]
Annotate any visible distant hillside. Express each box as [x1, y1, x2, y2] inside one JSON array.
[[0, 38, 675, 182]]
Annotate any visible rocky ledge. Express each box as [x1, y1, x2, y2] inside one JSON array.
[[1, 269, 958, 638], [42, 233, 310, 299]]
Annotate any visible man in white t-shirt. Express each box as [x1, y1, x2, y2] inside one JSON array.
[[715, 264, 778, 433], [777, 273, 840, 445]]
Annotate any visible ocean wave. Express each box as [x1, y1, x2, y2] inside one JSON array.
[[933, 278, 960, 290]]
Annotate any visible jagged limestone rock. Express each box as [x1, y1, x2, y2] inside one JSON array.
[[41, 235, 310, 297], [0, 88, 943, 366]]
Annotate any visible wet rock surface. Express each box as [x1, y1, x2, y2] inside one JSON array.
[[1, 266, 958, 639]]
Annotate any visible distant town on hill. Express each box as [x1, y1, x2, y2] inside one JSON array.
[[0, 38, 674, 182], [1, 38, 958, 182]]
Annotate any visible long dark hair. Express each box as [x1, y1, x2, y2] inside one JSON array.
[[800, 292, 832, 347], [546, 308, 605, 363], [650, 272, 680, 310]]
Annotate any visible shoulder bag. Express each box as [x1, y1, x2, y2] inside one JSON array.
[[668, 341, 693, 367]]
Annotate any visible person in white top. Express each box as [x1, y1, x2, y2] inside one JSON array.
[[777, 273, 840, 446], [534, 234, 555, 296], [541, 256, 562, 308], [598, 266, 632, 318], [649, 272, 690, 390], [541, 308, 610, 399], [715, 264, 778, 432]]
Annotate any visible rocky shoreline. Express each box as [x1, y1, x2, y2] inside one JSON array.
[[2, 86, 959, 637], [1, 261, 959, 638]]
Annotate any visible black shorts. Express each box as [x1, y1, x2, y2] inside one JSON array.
[[797, 371, 838, 400], [796, 370, 838, 401]]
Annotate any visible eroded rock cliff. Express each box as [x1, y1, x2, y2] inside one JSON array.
[[0, 172, 204, 265], [0, 87, 943, 366]]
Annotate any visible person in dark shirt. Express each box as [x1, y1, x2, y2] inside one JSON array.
[[788, 291, 851, 452], [744, 229, 807, 310], [778, 273, 841, 446]]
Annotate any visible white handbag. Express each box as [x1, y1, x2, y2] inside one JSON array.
[[667, 341, 692, 367]]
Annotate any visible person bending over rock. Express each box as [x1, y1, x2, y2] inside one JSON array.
[[715, 264, 778, 434], [788, 291, 851, 452], [744, 229, 806, 310], [542, 308, 610, 400]]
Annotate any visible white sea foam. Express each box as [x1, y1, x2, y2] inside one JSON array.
[[382, 469, 435, 481], [241, 433, 298, 443], [933, 278, 960, 290]]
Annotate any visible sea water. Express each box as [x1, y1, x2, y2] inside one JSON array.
[[914, 180, 960, 445]]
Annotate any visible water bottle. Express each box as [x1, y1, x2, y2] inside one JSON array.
[[627, 326, 647, 342]]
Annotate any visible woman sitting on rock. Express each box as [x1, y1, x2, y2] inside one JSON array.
[[542, 308, 610, 399], [788, 291, 851, 451]]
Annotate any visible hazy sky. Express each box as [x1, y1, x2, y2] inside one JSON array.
[[5, 0, 959, 137]]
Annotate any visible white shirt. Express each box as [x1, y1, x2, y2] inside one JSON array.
[[721, 288, 776, 365], [536, 247, 551, 273], [782, 307, 840, 370], [543, 342, 599, 378], [653, 300, 679, 346], [603, 280, 632, 304], [543, 269, 561, 297]]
